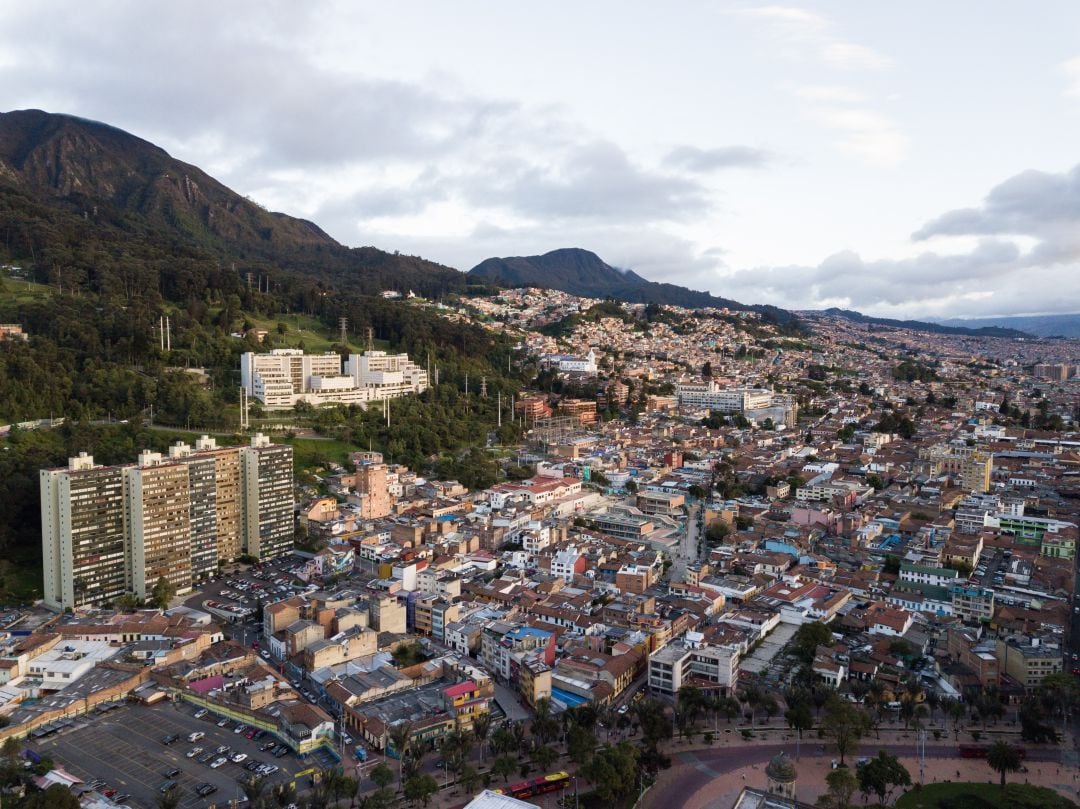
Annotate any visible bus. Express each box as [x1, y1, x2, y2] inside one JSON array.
[[495, 771, 571, 800]]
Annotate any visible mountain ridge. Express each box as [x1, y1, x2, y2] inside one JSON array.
[[468, 247, 799, 325], [0, 108, 467, 298], [936, 313, 1080, 338], [809, 307, 1032, 339]]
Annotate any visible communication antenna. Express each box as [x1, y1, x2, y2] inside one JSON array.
[[339, 317, 348, 345], [480, 377, 488, 398]]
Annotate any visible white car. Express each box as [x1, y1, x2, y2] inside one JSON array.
[[230, 753, 248, 763], [187, 731, 205, 742], [210, 757, 227, 769], [186, 747, 204, 758]]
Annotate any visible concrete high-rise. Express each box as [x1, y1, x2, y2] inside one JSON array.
[[241, 434, 294, 559], [40, 453, 127, 610], [126, 451, 193, 600], [41, 435, 294, 611]]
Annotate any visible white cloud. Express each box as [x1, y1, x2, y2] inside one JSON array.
[[822, 42, 893, 71], [1062, 56, 1080, 98], [812, 107, 907, 166]]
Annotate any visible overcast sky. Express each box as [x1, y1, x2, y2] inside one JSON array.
[[2, 2, 1079, 319]]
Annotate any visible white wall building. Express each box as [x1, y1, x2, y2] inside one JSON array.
[[241, 349, 427, 409]]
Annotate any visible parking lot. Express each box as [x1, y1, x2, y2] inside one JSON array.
[[33, 701, 309, 808]]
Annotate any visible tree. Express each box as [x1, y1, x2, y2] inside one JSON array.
[[986, 741, 1022, 788], [28, 784, 81, 809], [821, 696, 870, 766], [240, 775, 267, 809], [155, 790, 182, 809], [866, 474, 884, 491], [458, 764, 481, 795], [491, 755, 517, 783], [580, 742, 639, 803], [856, 750, 910, 805], [149, 575, 176, 609], [532, 743, 557, 771], [791, 621, 833, 665], [566, 725, 597, 766], [387, 721, 413, 787], [785, 703, 814, 739], [370, 762, 395, 791], [531, 697, 559, 746], [402, 772, 438, 807], [471, 711, 493, 762], [705, 521, 731, 544], [822, 766, 858, 809]]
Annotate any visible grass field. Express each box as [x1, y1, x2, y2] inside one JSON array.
[[1, 275, 53, 304], [280, 436, 359, 471], [237, 311, 391, 354], [896, 781, 1078, 809]]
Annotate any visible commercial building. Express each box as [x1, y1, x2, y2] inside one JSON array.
[[241, 348, 427, 409], [40, 435, 294, 611], [675, 383, 774, 413]]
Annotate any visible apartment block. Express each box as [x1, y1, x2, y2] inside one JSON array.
[[40, 454, 127, 610], [41, 434, 294, 611], [242, 434, 294, 559], [354, 462, 392, 519], [126, 451, 194, 600]]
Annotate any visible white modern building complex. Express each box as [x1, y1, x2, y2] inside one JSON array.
[[241, 349, 428, 409]]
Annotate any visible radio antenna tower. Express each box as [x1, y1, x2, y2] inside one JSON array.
[[338, 317, 348, 345]]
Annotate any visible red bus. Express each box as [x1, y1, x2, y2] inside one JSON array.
[[495, 771, 571, 800]]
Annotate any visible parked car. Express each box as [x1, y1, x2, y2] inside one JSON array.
[[194, 709, 208, 719], [161, 734, 180, 745], [197, 753, 214, 764], [196, 783, 218, 797], [214, 745, 230, 755], [186, 747, 203, 758], [260, 740, 277, 752], [158, 781, 177, 794], [187, 731, 204, 742], [234, 724, 248, 735], [230, 752, 248, 763], [210, 757, 227, 769], [163, 767, 181, 779]]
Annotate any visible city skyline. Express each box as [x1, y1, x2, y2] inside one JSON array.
[[1, 2, 1079, 320]]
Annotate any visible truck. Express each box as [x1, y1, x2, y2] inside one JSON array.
[[354, 746, 367, 762]]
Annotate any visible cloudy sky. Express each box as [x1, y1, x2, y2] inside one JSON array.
[[2, 2, 1079, 319]]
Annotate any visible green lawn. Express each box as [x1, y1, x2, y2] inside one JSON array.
[[239, 312, 391, 354], [896, 781, 1078, 809], [280, 436, 359, 471], [1, 275, 53, 304]]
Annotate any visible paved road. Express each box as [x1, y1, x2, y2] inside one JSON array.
[[670, 503, 701, 583], [644, 741, 1066, 809]]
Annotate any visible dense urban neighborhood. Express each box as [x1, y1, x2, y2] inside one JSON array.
[[1, 286, 1077, 809]]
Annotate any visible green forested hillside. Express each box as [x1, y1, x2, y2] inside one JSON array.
[[0, 110, 526, 602]]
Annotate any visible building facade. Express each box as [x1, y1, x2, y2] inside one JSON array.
[[41, 435, 294, 611]]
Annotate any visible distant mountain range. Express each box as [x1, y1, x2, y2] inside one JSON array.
[[468, 248, 799, 324], [936, 313, 1080, 339], [806, 308, 1033, 339]]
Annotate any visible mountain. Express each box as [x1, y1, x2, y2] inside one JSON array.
[[0, 109, 466, 297], [468, 248, 799, 325], [809, 308, 1033, 339], [936, 313, 1080, 339]]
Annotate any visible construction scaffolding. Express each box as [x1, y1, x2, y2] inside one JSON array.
[[527, 415, 585, 449]]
